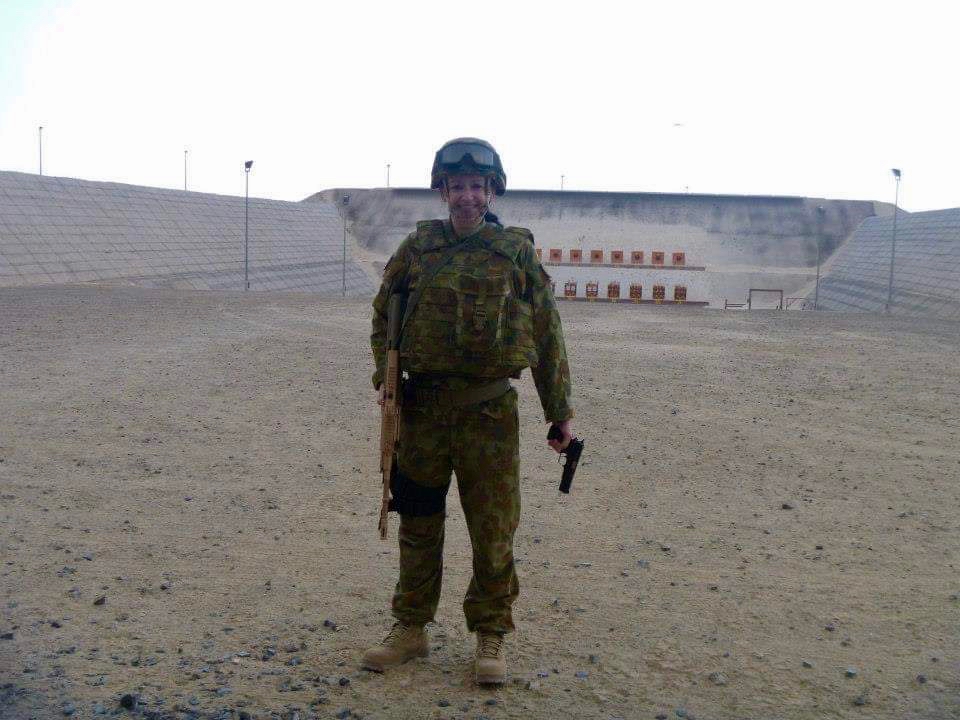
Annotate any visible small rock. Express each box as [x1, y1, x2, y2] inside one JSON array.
[[825, 623, 836, 632], [160, 582, 170, 591], [119, 694, 138, 711], [335, 709, 351, 720], [815, 545, 823, 550], [92, 702, 107, 715], [589, 654, 598, 664], [62, 702, 76, 716], [50, 620, 62, 628], [781, 502, 794, 510], [802, 660, 814, 668], [93, 596, 106, 606], [286, 657, 302, 666], [262, 647, 276, 660], [575, 670, 589, 678], [215, 686, 231, 696], [853, 694, 868, 706], [917, 673, 927, 684], [660, 544, 671, 552], [485, 698, 498, 706], [537, 670, 549, 678], [525, 680, 541, 690], [637, 560, 649, 569], [0, 632, 13, 640], [573, 562, 592, 568], [338, 676, 350, 687], [708, 671, 728, 686], [655, 714, 668, 720], [189, 696, 199, 706], [438, 699, 450, 707], [845, 667, 858, 678], [238, 712, 252, 720], [323, 619, 338, 630]]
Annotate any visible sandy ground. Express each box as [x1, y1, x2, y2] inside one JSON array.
[[1, 286, 958, 720]]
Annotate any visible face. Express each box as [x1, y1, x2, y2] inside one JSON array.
[[442, 174, 493, 227]]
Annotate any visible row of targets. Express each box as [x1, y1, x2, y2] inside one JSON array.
[[537, 248, 686, 266], [553, 281, 688, 304]]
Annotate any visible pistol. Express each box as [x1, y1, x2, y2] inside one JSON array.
[[547, 424, 584, 494]]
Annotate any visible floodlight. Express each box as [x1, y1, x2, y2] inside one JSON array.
[[245, 160, 254, 171]]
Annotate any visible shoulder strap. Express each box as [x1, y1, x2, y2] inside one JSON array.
[[504, 226, 535, 245], [399, 223, 460, 336]]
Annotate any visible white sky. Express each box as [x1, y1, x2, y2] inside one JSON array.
[[1, 0, 957, 210]]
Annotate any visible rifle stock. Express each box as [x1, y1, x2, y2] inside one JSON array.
[[378, 294, 404, 539]]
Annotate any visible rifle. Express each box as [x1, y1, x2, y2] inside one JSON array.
[[547, 424, 584, 494], [378, 293, 404, 539]]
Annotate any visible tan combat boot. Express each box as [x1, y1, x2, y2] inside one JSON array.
[[475, 631, 506, 685], [361, 622, 428, 672]]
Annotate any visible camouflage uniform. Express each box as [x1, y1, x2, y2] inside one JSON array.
[[371, 218, 572, 634]]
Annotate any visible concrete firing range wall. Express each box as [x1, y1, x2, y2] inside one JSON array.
[[309, 188, 889, 307], [811, 208, 960, 319], [0, 171, 373, 295]]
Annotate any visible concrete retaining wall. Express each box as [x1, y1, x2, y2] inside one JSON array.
[[0, 171, 374, 295], [309, 188, 889, 307], [810, 208, 960, 319]]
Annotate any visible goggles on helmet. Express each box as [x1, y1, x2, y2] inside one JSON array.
[[437, 141, 498, 169]]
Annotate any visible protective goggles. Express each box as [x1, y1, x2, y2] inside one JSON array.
[[437, 142, 497, 168]]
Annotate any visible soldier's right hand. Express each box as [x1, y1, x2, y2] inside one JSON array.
[[377, 385, 386, 407]]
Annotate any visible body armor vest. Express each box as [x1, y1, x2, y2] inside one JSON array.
[[399, 221, 539, 378]]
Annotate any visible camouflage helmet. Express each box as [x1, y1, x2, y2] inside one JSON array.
[[430, 137, 506, 196]]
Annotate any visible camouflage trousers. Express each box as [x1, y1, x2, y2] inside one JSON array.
[[391, 386, 520, 634]]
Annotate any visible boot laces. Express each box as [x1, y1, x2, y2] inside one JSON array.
[[383, 622, 414, 646], [478, 633, 504, 658]]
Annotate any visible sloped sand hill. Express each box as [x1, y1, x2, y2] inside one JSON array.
[[1, 287, 957, 720]]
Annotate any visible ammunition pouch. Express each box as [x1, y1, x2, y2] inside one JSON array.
[[388, 468, 450, 517]]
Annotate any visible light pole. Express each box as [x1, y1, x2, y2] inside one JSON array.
[[341, 194, 350, 297], [184, 149, 188, 191], [560, 174, 565, 191], [38, 126, 43, 175], [244, 160, 253, 290], [386, 163, 390, 188], [885, 168, 901, 313], [814, 205, 825, 310]]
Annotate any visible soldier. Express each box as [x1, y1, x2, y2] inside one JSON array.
[[364, 138, 575, 684]]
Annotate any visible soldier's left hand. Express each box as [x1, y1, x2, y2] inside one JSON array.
[[547, 419, 573, 453]]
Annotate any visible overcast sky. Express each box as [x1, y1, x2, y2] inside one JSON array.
[[1, 0, 957, 211]]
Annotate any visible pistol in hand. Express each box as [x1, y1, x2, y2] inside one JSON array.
[[547, 424, 584, 494]]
